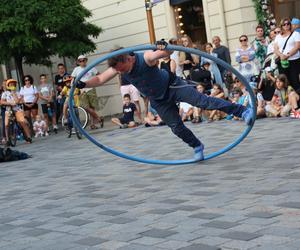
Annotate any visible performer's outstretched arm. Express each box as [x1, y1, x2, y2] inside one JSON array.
[[83, 67, 118, 88]]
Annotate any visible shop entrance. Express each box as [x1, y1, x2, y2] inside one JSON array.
[[171, 0, 207, 45]]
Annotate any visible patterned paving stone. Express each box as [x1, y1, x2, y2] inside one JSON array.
[[159, 199, 187, 204], [174, 205, 202, 211], [64, 219, 93, 226], [189, 213, 223, 220], [277, 202, 300, 209], [22, 228, 52, 237], [140, 228, 178, 238], [202, 220, 240, 229], [220, 231, 263, 241], [147, 209, 176, 215], [20, 221, 46, 228], [189, 191, 218, 196], [97, 210, 127, 216], [106, 217, 137, 224], [178, 243, 221, 250], [75, 236, 108, 246], [255, 190, 288, 195], [54, 212, 82, 218], [246, 211, 281, 218]]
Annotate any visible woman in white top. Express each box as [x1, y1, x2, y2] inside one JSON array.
[[20, 75, 39, 120], [274, 18, 300, 92]]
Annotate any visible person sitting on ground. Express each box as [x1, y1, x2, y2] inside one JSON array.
[[265, 74, 299, 117], [0, 79, 32, 144], [249, 82, 266, 118], [258, 67, 276, 102], [78, 42, 253, 161], [179, 102, 193, 122], [144, 104, 164, 127], [57, 75, 81, 125], [112, 94, 137, 129], [207, 83, 225, 122], [33, 115, 47, 137]]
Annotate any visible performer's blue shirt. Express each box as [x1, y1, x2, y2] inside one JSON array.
[[122, 52, 170, 100]]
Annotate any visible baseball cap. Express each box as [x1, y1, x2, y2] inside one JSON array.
[[77, 55, 87, 60], [291, 18, 300, 25]]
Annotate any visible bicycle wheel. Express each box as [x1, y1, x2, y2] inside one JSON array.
[[61, 106, 89, 129], [8, 120, 17, 147]]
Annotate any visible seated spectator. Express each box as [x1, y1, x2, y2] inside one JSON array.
[[227, 87, 244, 120], [258, 67, 276, 101], [208, 84, 226, 122], [57, 76, 81, 125], [179, 102, 193, 122], [249, 82, 266, 118], [33, 115, 47, 137], [144, 105, 164, 127], [265, 74, 299, 117], [189, 62, 213, 92], [112, 94, 137, 129], [1, 79, 32, 144], [159, 55, 176, 75]]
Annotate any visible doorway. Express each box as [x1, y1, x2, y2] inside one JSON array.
[[172, 0, 207, 45]]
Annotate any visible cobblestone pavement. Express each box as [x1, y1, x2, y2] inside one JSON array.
[[1, 118, 300, 250]]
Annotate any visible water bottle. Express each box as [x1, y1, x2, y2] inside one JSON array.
[[47, 106, 52, 118]]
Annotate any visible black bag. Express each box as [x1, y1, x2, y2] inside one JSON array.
[[0, 147, 31, 162]]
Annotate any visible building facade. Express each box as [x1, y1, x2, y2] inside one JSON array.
[[1, 0, 299, 116]]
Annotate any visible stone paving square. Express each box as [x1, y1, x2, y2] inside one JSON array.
[[0, 119, 300, 249]]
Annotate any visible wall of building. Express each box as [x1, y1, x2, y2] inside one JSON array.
[[82, 0, 176, 116]]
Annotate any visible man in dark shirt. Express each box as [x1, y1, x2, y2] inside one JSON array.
[[54, 63, 68, 124], [212, 36, 231, 81]]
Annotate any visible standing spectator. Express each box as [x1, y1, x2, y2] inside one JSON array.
[[201, 43, 224, 90], [274, 18, 300, 92], [111, 94, 136, 129], [291, 18, 300, 34], [235, 35, 259, 82], [169, 37, 183, 77], [267, 29, 277, 55], [38, 74, 57, 134], [251, 25, 269, 70], [212, 36, 231, 80], [54, 63, 68, 124], [118, 74, 142, 122], [20, 75, 39, 122], [179, 35, 199, 78], [71, 55, 104, 129]]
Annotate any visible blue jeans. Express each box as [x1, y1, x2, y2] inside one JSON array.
[[150, 78, 246, 148]]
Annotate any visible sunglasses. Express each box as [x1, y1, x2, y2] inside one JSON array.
[[24, 79, 30, 81], [240, 39, 247, 42], [282, 22, 291, 26], [78, 59, 86, 63], [275, 31, 281, 34]]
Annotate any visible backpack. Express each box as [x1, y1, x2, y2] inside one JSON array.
[[0, 147, 31, 162]]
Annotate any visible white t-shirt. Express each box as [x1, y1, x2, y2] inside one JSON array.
[[71, 66, 98, 92], [274, 32, 300, 60], [170, 51, 183, 77], [20, 85, 38, 103]]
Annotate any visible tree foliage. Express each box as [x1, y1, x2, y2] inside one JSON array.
[[0, 0, 102, 76]]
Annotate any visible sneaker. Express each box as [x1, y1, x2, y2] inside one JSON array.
[[120, 124, 128, 129], [53, 125, 58, 134], [194, 144, 204, 161], [45, 132, 49, 137], [242, 108, 254, 126]]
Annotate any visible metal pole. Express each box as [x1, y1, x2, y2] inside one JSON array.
[[145, 0, 156, 43]]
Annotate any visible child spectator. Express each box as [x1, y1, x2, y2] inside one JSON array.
[[33, 115, 47, 137], [265, 74, 299, 117], [192, 83, 206, 123], [57, 75, 81, 125], [258, 67, 276, 101], [144, 104, 164, 127], [112, 94, 136, 129]]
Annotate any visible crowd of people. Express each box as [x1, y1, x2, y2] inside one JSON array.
[[1, 17, 299, 148]]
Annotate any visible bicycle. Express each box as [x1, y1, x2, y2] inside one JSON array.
[[61, 106, 89, 132], [63, 106, 89, 139]]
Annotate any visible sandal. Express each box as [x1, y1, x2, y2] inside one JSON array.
[[90, 124, 99, 130]]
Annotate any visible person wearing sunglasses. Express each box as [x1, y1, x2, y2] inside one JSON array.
[[274, 18, 300, 93], [235, 35, 259, 83], [71, 55, 104, 130]]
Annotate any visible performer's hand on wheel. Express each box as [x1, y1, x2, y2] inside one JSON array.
[[76, 80, 86, 89], [155, 39, 168, 50]]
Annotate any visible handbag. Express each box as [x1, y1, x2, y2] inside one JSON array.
[[275, 32, 293, 67]]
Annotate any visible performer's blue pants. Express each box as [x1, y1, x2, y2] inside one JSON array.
[[151, 79, 246, 148]]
